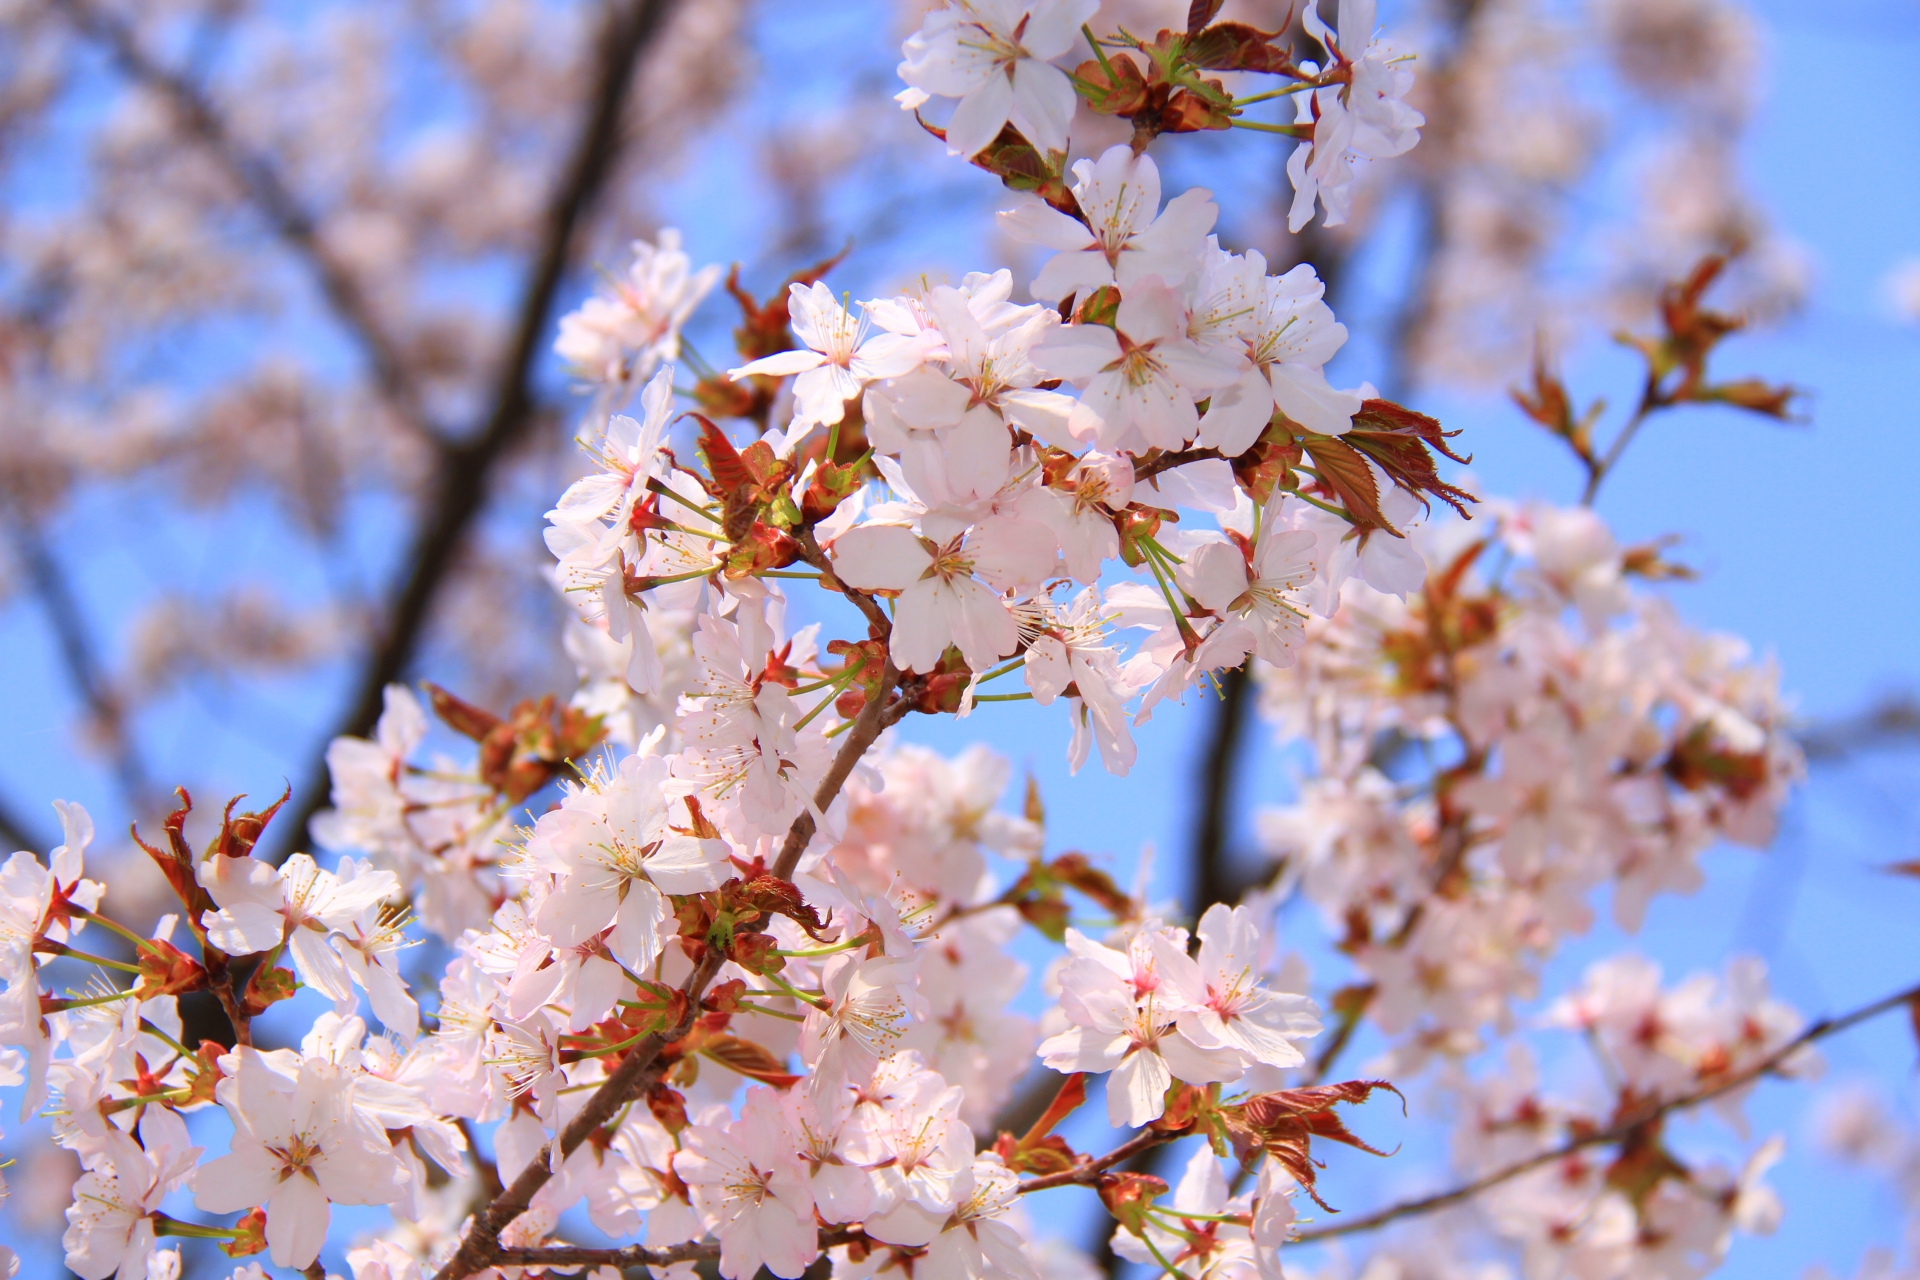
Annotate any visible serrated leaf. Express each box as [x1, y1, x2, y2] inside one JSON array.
[[1300, 433, 1394, 532]]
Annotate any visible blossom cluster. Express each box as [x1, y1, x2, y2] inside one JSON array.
[[1242, 499, 1808, 1275]]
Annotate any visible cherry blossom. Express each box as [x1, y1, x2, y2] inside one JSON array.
[[897, 0, 1100, 158], [554, 230, 720, 385], [190, 1048, 406, 1268], [1001, 146, 1218, 303], [730, 283, 935, 432], [675, 1089, 818, 1280]]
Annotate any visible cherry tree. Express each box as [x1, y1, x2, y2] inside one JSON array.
[[0, 3, 1908, 1280]]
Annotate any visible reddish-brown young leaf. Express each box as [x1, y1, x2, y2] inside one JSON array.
[[240, 965, 298, 1017], [1022, 1072, 1088, 1146], [1049, 851, 1138, 921], [1186, 21, 1294, 72], [220, 1207, 269, 1258], [647, 1082, 689, 1134], [132, 789, 214, 924], [1226, 1079, 1402, 1211], [701, 1035, 802, 1089], [1299, 433, 1394, 531], [134, 938, 208, 999], [206, 787, 291, 860], [1342, 400, 1476, 519], [725, 249, 851, 365], [425, 683, 502, 741], [1074, 53, 1152, 116], [727, 875, 833, 940], [1187, 0, 1227, 33], [1098, 1171, 1171, 1237], [1663, 723, 1770, 800]]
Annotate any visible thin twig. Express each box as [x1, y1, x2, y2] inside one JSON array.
[[434, 586, 900, 1278], [1293, 977, 1920, 1243]]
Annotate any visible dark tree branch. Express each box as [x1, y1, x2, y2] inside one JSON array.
[[270, 0, 681, 864], [5, 509, 150, 811], [1798, 692, 1920, 761]]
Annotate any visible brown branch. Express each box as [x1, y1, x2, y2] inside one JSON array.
[[433, 630, 903, 1278], [1293, 978, 1920, 1244], [51, 0, 429, 433], [271, 0, 681, 865], [1798, 692, 1920, 761], [486, 1128, 1174, 1272], [494, 1225, 868, 1270], [1017, 1125, 1175, 1194], [432, 945, 727, 1280]]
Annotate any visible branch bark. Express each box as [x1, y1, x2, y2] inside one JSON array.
[[1293, 978, 1920, 1244], [271, 0, 680, 864], [434, 655, 903, 1278]]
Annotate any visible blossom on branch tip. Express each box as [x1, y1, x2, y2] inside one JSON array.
[[897, 0, 1100, 159]]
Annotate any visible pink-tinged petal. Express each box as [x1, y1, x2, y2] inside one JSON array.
[[1157, 1029, 1249, 1085], [572, 955, 626, 1031], [610, 879, 672, 971], [201, 901, 284, 957], [1010, 59, 1075, 154], [967, 516, 1058, 594], [729, 349, 826, 380], [503, 955, 560, 1028], [312, 1134, 404, 1207], [1158, 339, 1243, 395], [940, 407, 1014, 503], [851, 331, 936, 382], [1108, 1048, 1172, 1127], [1030, 323, 1120, 382], [998, 387, 1078, 446], [1024, 635, 1071, 705], [753, 1199, 820, 1279], [534, 879, 619, 951], [944, 577, 1021, 672], [791, 363, 860, 427], [1028, 250, 1116, 305], [1269, 363, 1362, 436], [1037, 1025, 1128, 1075], [864, 1198, 949, 1249], [288, 926, 354, 1003], [191, 1144, 280, 1214], [1180, 541, 1251, 614], [1125, 187, 1218, 265], [644, 835, 731, 894], [1078, 145, 1160, 237], [265, 1173, 330, 1268], [1198, 367, 1277, 457], [889, 577, 958, 675], [831, 525, 930, 591], [1022, 0, 1101, 56], [1114, 280, 1185, 346], [997, 201, 1096, 253], [885, 368, 972, 430], [943, 69, 1015, 160]]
